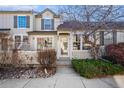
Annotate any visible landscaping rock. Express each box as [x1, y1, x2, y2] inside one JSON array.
[[0, 67, 56, 79]]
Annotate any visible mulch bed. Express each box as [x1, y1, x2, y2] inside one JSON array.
[[0, 67, 56, 79]]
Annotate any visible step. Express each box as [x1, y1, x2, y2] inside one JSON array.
[[58, 57, 70, 61]]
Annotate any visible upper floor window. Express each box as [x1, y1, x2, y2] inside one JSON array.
[[18, 16, 27, 28], [44, 19, 52, 30], [41, 19, 54, 30], [14, 16, 30, 28], [73, 34, 80, 50]]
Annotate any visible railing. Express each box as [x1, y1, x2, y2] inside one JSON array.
[[72, 50, 92, 59]]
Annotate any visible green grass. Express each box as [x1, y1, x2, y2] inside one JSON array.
[[72, 59, 124, 79]]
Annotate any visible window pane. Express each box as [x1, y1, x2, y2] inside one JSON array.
[[73, 34, 80, 50], [15, 36, 21, 42], [37, 37, 52, 49], [18, 16, 27, 28], [15, 36, 21, 48], [44, 19, 52, 30], [23, 36, 28, 43], [104, 32, 113, 45]]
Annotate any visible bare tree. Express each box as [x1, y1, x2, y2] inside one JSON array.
[[58, 5, 124, 60]]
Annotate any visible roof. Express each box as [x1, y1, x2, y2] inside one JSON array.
[[35, 8, 60, 18], [0, 28, 11, 31], [27, 31, 57, 35], [57, 21, 124, 31], [0, 28, 10, 36], [0, 11, 33, 14]]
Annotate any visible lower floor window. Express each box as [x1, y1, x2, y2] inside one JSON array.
[[23, 36, 28, 43], [14, 35, 28, 48], [73, 34, 92, 50], [37, 37, 52, 49], [104, 32, 113, 45], [73, 34, 80, 50], [15, 35, 21, 48]]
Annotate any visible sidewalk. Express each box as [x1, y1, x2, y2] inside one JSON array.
[[0, 67, 124, 88]]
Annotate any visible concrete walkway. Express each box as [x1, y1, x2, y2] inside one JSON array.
[[0, 67, 124, 88]]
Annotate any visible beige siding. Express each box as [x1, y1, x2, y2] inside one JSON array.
[[0, 14, 13, 28], [0, 10, 61, 33], [54, 18, 60, 30], [35, 18, 41, 31], [35, 11, 61, 31], [42, 11, 54, 18], [0, 13, 33, 36]]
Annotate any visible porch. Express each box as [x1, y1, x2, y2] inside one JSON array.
[[57, 31, 92, 60], [27, 31, 93, 60]]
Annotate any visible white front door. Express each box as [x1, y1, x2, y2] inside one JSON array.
[[59, 36, 69, 57]]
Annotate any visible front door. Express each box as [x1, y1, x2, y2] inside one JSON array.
[[60, 36, 69, 57]]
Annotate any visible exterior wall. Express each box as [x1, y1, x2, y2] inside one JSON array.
[[35, 11, 61, 31], [35, 18, 41, 31], [42, 11, 54, 18], [54, 18, 60, 31], [0, 13, 34, 36]]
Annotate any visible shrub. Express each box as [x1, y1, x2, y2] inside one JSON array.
[[37, 49, 56, 68], [12, 49, 22, 66], [72, 59, 124, 78], [105, 43, 124, 65], [118, 42, 124, 50]]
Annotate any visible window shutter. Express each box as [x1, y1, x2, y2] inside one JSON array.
[[113, 31, 117, 44], [100, 31, 104, 45], [14, 16, 17, 28], [51, 19, 54, 30], [26, 16, 30, 28], [41, 19, 44, 30]]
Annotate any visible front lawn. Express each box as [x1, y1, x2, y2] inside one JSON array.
[[72, 59, 124, 79]]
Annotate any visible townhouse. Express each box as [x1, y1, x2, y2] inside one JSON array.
[[0, 8, 124, 60]]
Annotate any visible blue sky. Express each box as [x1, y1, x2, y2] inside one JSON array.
[[0, 5, 58, 12]]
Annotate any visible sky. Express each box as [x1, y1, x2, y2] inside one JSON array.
[[0, 5, 58, 12]]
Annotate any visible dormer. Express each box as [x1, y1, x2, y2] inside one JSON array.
[[35, 8, 60, 31]]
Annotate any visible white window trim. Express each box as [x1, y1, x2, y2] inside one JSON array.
[[13, 34, 28, 42]]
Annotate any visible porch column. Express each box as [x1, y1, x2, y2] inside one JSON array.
[[33, 37, 37, 50], [70, 33, 73, 59], [21, 35, 23, 43], [80, 34, 83, 50], [57, 35, 59, 60], [113, 30, 117, 44]]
